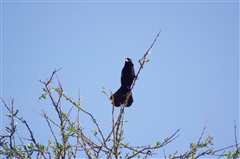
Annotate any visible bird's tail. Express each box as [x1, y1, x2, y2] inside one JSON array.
[[110, 86, 133, 107]]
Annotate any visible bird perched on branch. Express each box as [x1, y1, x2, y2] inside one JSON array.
[[110, 58, 135, 107]]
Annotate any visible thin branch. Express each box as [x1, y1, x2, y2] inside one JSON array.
[[122, 30, 162, 108], [131, 30, 161, 91], [123, 129, 180, 158], [46, 68, 62, 86], [197, 116, 209, 146], [234, 120, 238, 150], [163, 149, 167, 159], [42, 110, 58, 144]]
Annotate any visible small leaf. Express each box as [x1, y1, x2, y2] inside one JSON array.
[[164, 137, 169, 142], [13, 109, 19, 116], [48, 140, 51, 145], [41, 94, 46, 99], [102, 86, 110, 98], [55, 87, 60, 92], [28, 142, 34, 149], [168, 154, 172, 159], [67, 126, 75, 136], [23, 145, 28, 151], [132, 150, 137, 155], [227, 151, 231, 159], [155, 141, 160, 146], [94, 130, 97, 136]]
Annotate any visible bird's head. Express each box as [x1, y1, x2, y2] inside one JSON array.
[[125, 58, 132, 63]]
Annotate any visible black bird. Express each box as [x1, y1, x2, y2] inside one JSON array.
[[110, 58, 135, 107]]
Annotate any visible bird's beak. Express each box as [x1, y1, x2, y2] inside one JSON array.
[[125, 58, 129, 62]]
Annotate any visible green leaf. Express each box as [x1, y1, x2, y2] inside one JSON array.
[[16, 146, 22, 151], [102, 86, 110, 98], [3, 146, 11, 152], [119, 129, 124, 141], [55, 87, 60, 92], [61, 112, 67, 118], [28, 142, 34, 149], [48, 140, 52, 145], [41, 94, 46, 99], [13, 109, 19, 116], [132, 150, 137, 155], [67, 126, 75, 136], [227, 151, 231, 159], [168, 154, 172, 159], [37, 144, 45, 152], [23, 145, 28, 151], [102, 86, 106, 94], [155, 141, 160, 146], [164, 137, 169, 142], [87, 151, 92, 157], [94, 130, 97, 136]]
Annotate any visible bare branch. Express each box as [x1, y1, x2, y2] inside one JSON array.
[[197, 116, 209, 146], [131, 30, 161, 91]]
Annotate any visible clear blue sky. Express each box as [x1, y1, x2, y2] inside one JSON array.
[[1, 1, 239, 158]]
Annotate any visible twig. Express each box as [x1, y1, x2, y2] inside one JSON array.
[[234, 120, 238, 150], [131, 30, 161, 91], [124, 129, 180, 158], [46, 68, 62, 86], [42, 110, 58, 144], [163, 148, 167, 159], [197, 115, 209, 146], [123, 30, 162, 107]]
